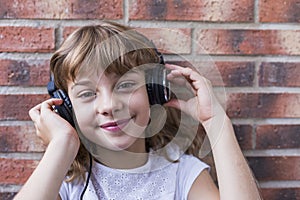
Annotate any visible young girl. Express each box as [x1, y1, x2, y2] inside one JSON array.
[[15, 21, 261, 200]]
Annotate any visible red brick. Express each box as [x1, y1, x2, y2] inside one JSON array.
[[247, 156, 300, 181], [0, 158, 38, 184], [0, 27, 55, 53], [256, 125, 300, 149], [0, 94, 49, 120], [168, 61, 255, 87], [0, 59, 50, 86], [0, 125, 45, 152], [259, 62, 300, 87], [213, 62, 255, 87], [62, 26, 79, 40], [260, 0, 300, 23], [233, 124, 253, 150], [129, 0, 254, 22], [0, 0, 123, 19], [261, 188, 300, 200], [226, 93, 300, 118], [135, 28, 191, 54], [0, 193, 16, 200], [63, 27, 192, 54], [195, 29, 300, 55]]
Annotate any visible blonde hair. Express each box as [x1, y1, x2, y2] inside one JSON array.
[[50, 21, 207, 182]]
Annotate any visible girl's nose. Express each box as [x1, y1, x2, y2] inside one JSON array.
[[94, 91, 123, 117]]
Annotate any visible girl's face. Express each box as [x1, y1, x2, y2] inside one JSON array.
[[68, 69, 150, 153]]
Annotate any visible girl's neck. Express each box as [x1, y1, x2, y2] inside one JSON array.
[[92, 139, 148, 169]]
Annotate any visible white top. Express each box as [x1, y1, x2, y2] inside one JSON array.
[[59, 148, 209, 200]]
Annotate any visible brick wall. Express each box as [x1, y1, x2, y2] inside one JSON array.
[[0, 0, 299, 199]]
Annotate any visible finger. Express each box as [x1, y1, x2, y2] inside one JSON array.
[[173, 67, 210, 91], [169, 69, 197, 95], [29, 103, 41, 122], [40, 98, 63, 116], [167, 72, 187, 86], [165, 63, 185, 70], [166, 64, 202, 79]]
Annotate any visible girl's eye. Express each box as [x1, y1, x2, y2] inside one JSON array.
[[78, 91, 96, 99], [116, 81, 136, 90]]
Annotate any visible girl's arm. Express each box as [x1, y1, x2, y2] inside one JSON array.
[[165, 64, 261, 200], [14, 99, 80, 200]]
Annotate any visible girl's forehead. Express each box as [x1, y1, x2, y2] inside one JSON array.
[[74, 67, 144, 83]]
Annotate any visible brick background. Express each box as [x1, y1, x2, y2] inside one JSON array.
[[129, 0, 254, 22], [0, 27, 55, 52], [259, 62, 300, 87], [0, 59, 49, 86], [195, 29, 300, 55], [0, 125, 45, 152], [0, 0, 299, 199], [0, 158, 39, 184], [259, 0, 300, 23], [0, 0, 123, 19]]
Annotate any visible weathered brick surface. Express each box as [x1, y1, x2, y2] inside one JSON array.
[[0, 27, 55, 53], [167, 61, 255, 87], [0, 158, 39, 184], [0, 193, 16, 200], [233, 124, 253, 150], [63, 27, 192, 54], [261, 188, 300, 200], [0, 0, 123, 19], [247, 156, 300, 181], [213, 62, 255, 87], [256, 125, 300, 149], [62, 26, 79, 40], [129, 0, 254, 22], [0, 125, 45, 152], [0, 94, 49, 120], [226, 93, 300, 118], [134, 28, 192, 54], [259, 62, 300, 87], [260, 0, 300, 23], [0, 59, 50, 86], [195, 29, 300, 55]]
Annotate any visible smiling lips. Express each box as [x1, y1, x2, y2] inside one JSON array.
[[100, 118, 131, 132]]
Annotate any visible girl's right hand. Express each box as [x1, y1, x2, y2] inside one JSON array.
[[29, 98, 79, 146]]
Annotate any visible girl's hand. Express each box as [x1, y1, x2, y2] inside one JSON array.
[[29, 98, 79, 146], [164, 64, 226, 124]]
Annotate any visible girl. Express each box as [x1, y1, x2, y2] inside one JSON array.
[[15, 21, 261, 200]]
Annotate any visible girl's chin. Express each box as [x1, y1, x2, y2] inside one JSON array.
[[91, 135, 141, 151]]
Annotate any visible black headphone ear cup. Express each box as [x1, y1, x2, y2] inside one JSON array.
[[53, 90, 75, 127], [47, 81, 75, 127], [146, 66, 170, 105]]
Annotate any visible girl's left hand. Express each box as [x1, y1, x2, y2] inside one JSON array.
[[164, 64, 226, 124]]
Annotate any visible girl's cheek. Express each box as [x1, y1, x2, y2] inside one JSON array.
[[73, 103, 94, 125]]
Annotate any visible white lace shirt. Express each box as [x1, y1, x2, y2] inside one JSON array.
[[59, 149, 209, 200]]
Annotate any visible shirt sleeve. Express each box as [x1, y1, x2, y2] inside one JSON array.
[[176, 154, 210, 200]]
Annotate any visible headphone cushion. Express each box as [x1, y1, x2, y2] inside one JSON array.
[[53, 90, 74, 127], [146, 66, 169, 105], [47, 80, 75, 127]]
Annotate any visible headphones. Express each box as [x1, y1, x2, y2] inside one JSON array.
[[47, 49, 171, 127]]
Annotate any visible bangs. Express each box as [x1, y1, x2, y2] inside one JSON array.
[[66, 25, 160, 85], [51, 22, 160, 92]]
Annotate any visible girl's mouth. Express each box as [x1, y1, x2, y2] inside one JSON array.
[[99, 118, 132, 132]]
